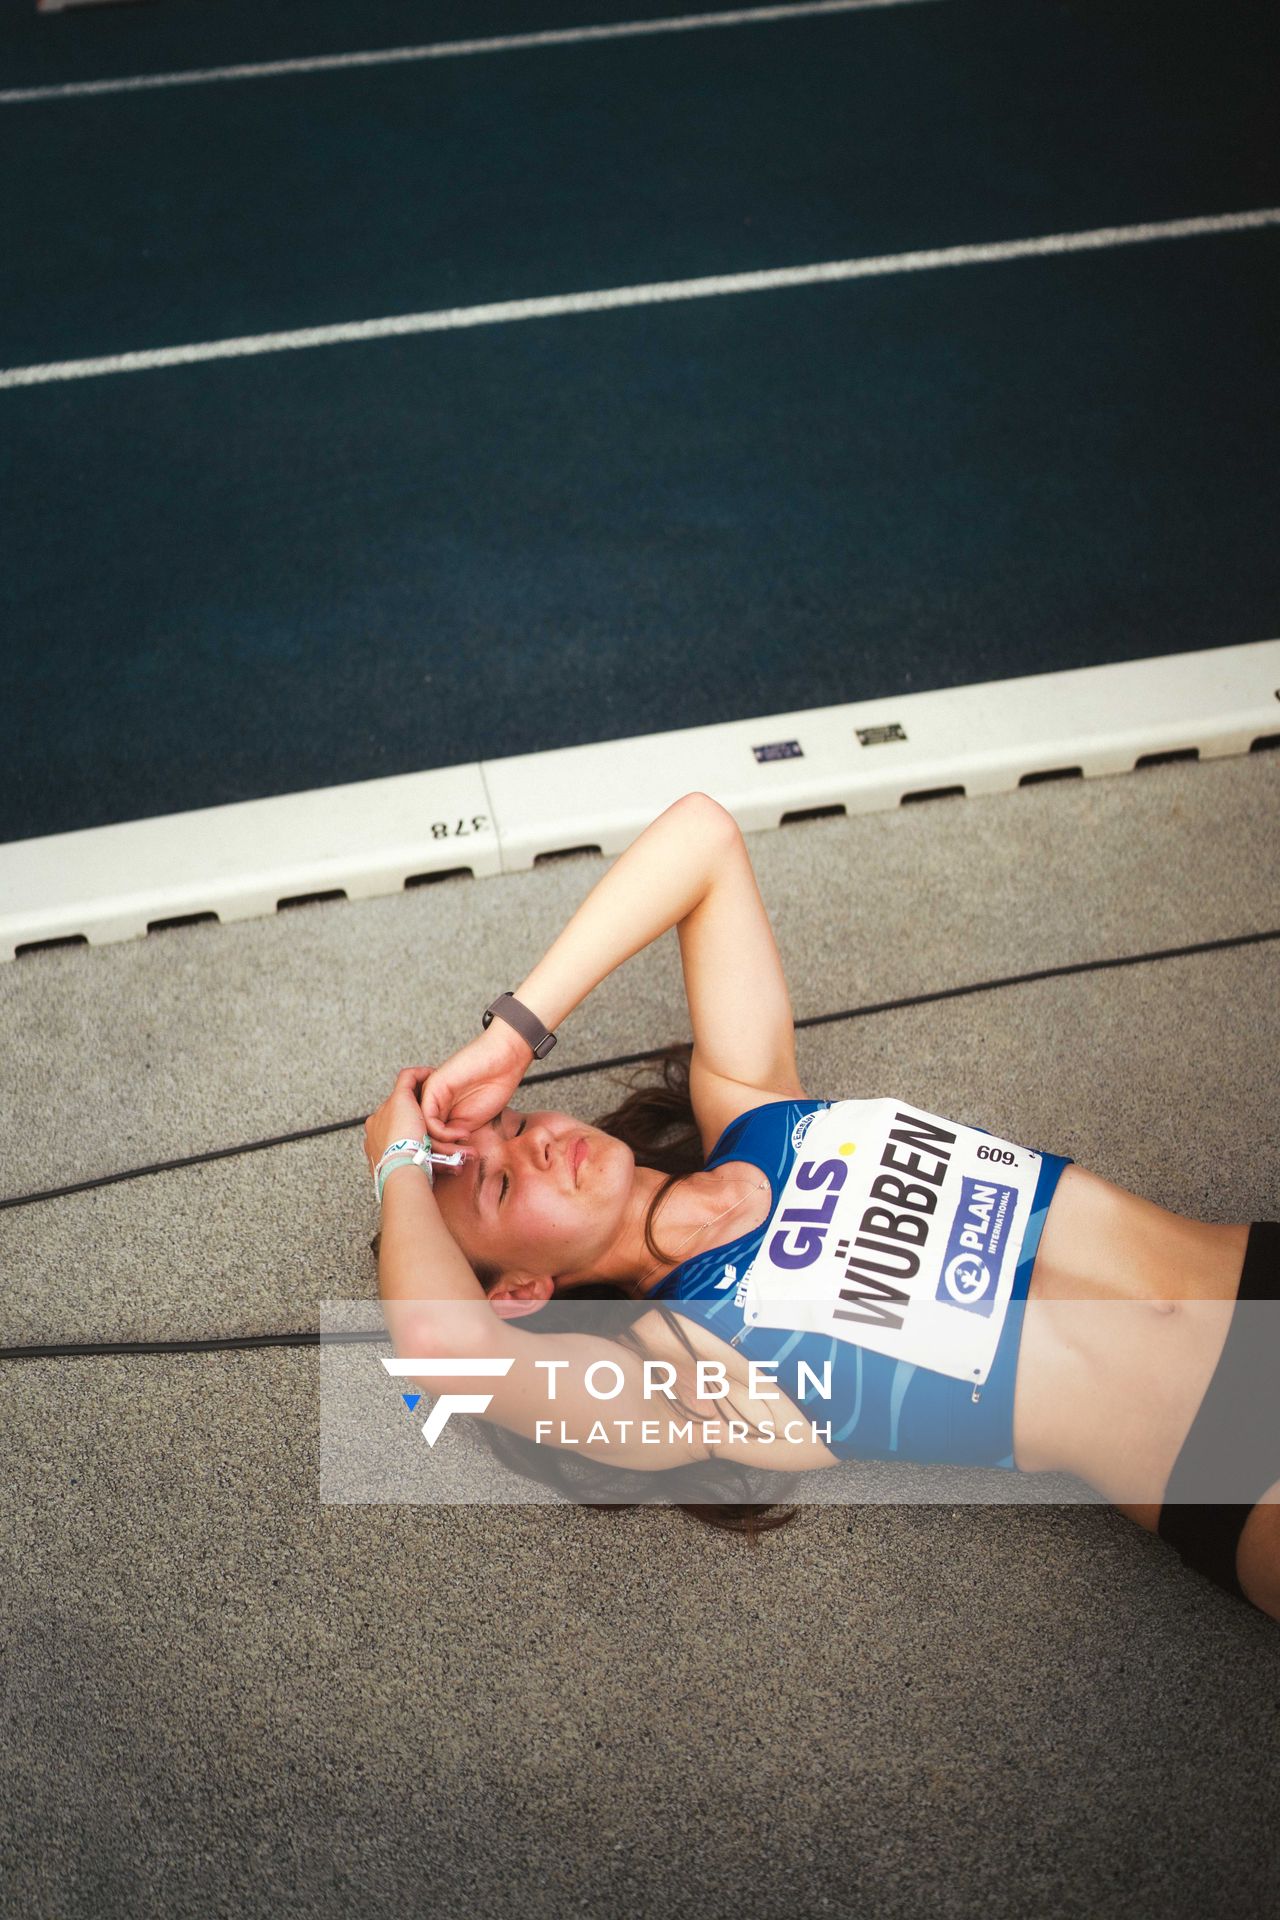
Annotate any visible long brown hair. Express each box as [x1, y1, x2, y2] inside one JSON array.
[[467, 1042, 802, 1540]]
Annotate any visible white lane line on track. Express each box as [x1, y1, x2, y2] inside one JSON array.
[[0, 0, 945, 104], [3, 208, 1277, 391]]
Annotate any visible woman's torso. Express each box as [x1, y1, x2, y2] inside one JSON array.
[[631, 1098, 1250, 1509]]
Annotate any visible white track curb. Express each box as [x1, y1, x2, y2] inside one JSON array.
[[2, 639, 1277, 961]]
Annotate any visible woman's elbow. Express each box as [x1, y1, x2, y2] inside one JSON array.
[[383, 1299, 496, 1361], [674, 790, 741, 838]]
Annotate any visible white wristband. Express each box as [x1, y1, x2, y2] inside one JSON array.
[[373, 1137, 469, 1204]]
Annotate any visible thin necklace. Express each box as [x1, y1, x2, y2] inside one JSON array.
[[638, 1172, 769, 1290]]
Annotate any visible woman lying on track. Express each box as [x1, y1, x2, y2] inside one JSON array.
[[364, 793, 1279, 1621]]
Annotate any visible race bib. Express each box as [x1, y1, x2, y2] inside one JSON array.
[[738, 1100, 1042, 1387]]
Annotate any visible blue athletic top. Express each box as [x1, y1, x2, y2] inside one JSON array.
[[646, 1099, 1073, 1470]]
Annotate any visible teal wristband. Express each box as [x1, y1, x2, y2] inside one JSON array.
[[376, 1157, 430, 1205]]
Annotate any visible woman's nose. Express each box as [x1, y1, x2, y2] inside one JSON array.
[[495, 1111, 550, 1169]]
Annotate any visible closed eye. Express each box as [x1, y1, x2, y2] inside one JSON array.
[[499, 1115, 527, 1204]]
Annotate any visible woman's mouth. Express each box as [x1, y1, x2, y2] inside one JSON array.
[[571, 1138, 587, 1182]]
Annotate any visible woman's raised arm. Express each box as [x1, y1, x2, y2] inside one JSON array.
[[510, 790, 737, 1051], [420, 791, 739, 1143]]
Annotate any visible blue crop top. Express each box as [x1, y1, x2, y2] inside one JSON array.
[[646, 1099, 1073, 1470]]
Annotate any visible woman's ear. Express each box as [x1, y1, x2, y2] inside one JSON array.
[[487, 1272, 556, 1319], [489, 1296, 548, 1320]]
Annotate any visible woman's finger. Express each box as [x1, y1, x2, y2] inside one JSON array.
[[418, 1086, 455, 1140]]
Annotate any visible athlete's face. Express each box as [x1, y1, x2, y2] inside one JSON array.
[[430, 1106, 635, 1293]]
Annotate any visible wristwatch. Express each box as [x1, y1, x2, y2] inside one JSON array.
[[482, 991, 558, 1060]]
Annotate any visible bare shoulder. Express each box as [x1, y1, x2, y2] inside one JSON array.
[[688, 1059, 809, 1162]]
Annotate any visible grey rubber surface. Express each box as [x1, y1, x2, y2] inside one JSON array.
[[4, 754, 1279, 1918]]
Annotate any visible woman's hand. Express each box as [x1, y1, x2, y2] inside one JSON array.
[[363, 1067, 436, 1180], [418, 1024, 531, 1145]]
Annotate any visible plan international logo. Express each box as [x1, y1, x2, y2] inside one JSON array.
[[937, 1176, 1016, 1316]]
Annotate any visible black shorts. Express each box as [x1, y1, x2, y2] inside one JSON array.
[[1156, 1220, 1280, 1609]]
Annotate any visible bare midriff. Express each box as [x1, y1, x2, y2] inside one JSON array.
[[632, 1160, 1252, 1495], [1009, 1165, 1250, 1525]]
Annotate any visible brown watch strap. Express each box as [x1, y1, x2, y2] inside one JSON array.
[[482, 992, 558, 1060]]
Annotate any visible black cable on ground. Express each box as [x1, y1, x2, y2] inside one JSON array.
[[3, 925, 1277, 1217], [0, 1328, 373, 1362], [3, 924, 1277, 1366]]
